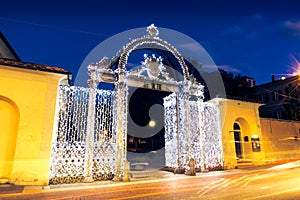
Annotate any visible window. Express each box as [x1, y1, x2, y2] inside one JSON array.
[[244, 136, 249, 142], [234, 123, 241, 130]]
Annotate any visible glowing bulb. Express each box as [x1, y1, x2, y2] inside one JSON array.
[[252, 134, 259, 139], [149, 120, 156, 127]]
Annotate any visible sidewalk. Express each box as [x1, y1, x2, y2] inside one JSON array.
[[0, 169, 173, 196], [4, 161, 298, 196], [0, 184, 24, 195]]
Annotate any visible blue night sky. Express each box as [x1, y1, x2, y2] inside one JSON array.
[[1, 0, 300, 85]]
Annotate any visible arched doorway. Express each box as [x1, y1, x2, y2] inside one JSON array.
[[0, 96, 19, 179], [233, 122, 242, 160], [233, 118, 252, 162]]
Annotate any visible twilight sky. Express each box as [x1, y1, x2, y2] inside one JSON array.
[[1, 0, 300, 85]]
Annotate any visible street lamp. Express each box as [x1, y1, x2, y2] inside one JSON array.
[[148, 120, 156, 127], [149, 120, 156, 151]]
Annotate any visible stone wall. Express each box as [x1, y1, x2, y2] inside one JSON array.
[[260, 118, 300, 163]]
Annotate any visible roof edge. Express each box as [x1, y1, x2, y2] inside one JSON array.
[[0, 58, 71, 75]]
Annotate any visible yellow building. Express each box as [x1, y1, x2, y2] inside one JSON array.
[[212, 98, 300, 169], [210, 98, 265, 169], [0, 58, 70, 185], [1, 29, 300, 186], [261, 118, 300, 164]]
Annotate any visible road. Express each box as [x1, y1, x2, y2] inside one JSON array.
[[1, 162, 300, 200]]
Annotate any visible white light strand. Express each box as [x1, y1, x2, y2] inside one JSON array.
[[164, 91, 223, 171], [164, 93, 179, 168], [203, 102, 224, 170], [49, 86, 116, 184]]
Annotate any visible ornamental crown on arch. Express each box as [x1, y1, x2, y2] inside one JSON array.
[[87, 24, 203, 91]]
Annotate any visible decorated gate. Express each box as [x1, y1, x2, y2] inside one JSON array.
[[164, 92, 223, 171], [49, 86, 116, 184], [49, 24, 224, 184]]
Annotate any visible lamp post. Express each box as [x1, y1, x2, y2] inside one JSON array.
[[149, 120, 156, 151]]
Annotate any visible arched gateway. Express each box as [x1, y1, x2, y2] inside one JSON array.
[[49, 25, 223, 184]]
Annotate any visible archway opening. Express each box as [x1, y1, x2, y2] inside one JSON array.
[[233, 118, 252, 163], [233, 122, 242, 160], [124, 48, 182, 170], [0, 96, 19, 180], [127, 87, 171, 153]]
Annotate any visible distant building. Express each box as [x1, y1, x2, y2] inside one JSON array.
[[219, 70, 255, 100], [0, 31, 21, 61], [253, 75, 300, 120], [199, 69, 256, 101]]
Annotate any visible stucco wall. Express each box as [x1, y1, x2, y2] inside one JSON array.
[[0, 65, 67, 185], [260, 118, 300, 163], [211, 98, 265, 169]]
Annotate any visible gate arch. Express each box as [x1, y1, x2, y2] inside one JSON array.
[[116, 24, 189, 80], [51, 24, 224, 184]]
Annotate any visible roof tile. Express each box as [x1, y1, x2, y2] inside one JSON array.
[[0, 58, 71, 75]]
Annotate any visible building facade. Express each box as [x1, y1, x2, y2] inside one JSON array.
[[211, 98, 265, 169], [1, 27, 300, 186], [0, 58, 70, 185], [253, 75, 300, 120]]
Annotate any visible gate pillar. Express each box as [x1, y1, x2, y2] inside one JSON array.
[[113, 68, 130, 181], [83, 65, 99, 182]]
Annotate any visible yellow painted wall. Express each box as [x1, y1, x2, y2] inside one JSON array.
[[260, 118, 300, 163], [210, 98, 265, 169], [0, 96, 19, 179], [0, 65, 68, 185]]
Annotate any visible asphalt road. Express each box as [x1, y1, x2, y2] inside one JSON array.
[[1, 162, 300, 200]]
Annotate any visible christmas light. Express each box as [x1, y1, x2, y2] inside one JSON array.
[[49, 86, 116, 184], [49, 24, 223, 185]]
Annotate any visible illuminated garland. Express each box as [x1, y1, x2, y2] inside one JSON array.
[[164, 93, 223, 171], [49, 86, 116, 184]]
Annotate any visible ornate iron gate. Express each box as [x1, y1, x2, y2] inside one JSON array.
[[164, 92, 223, 171], [49, 86, 116, 184]]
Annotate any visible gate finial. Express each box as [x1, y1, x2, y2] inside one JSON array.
[[147, 24, 159, 37]]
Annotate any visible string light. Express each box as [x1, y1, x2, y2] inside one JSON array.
[[49, 86, 116, 184], [164, 93, 223, 170], [49, 24, 224, 184]]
